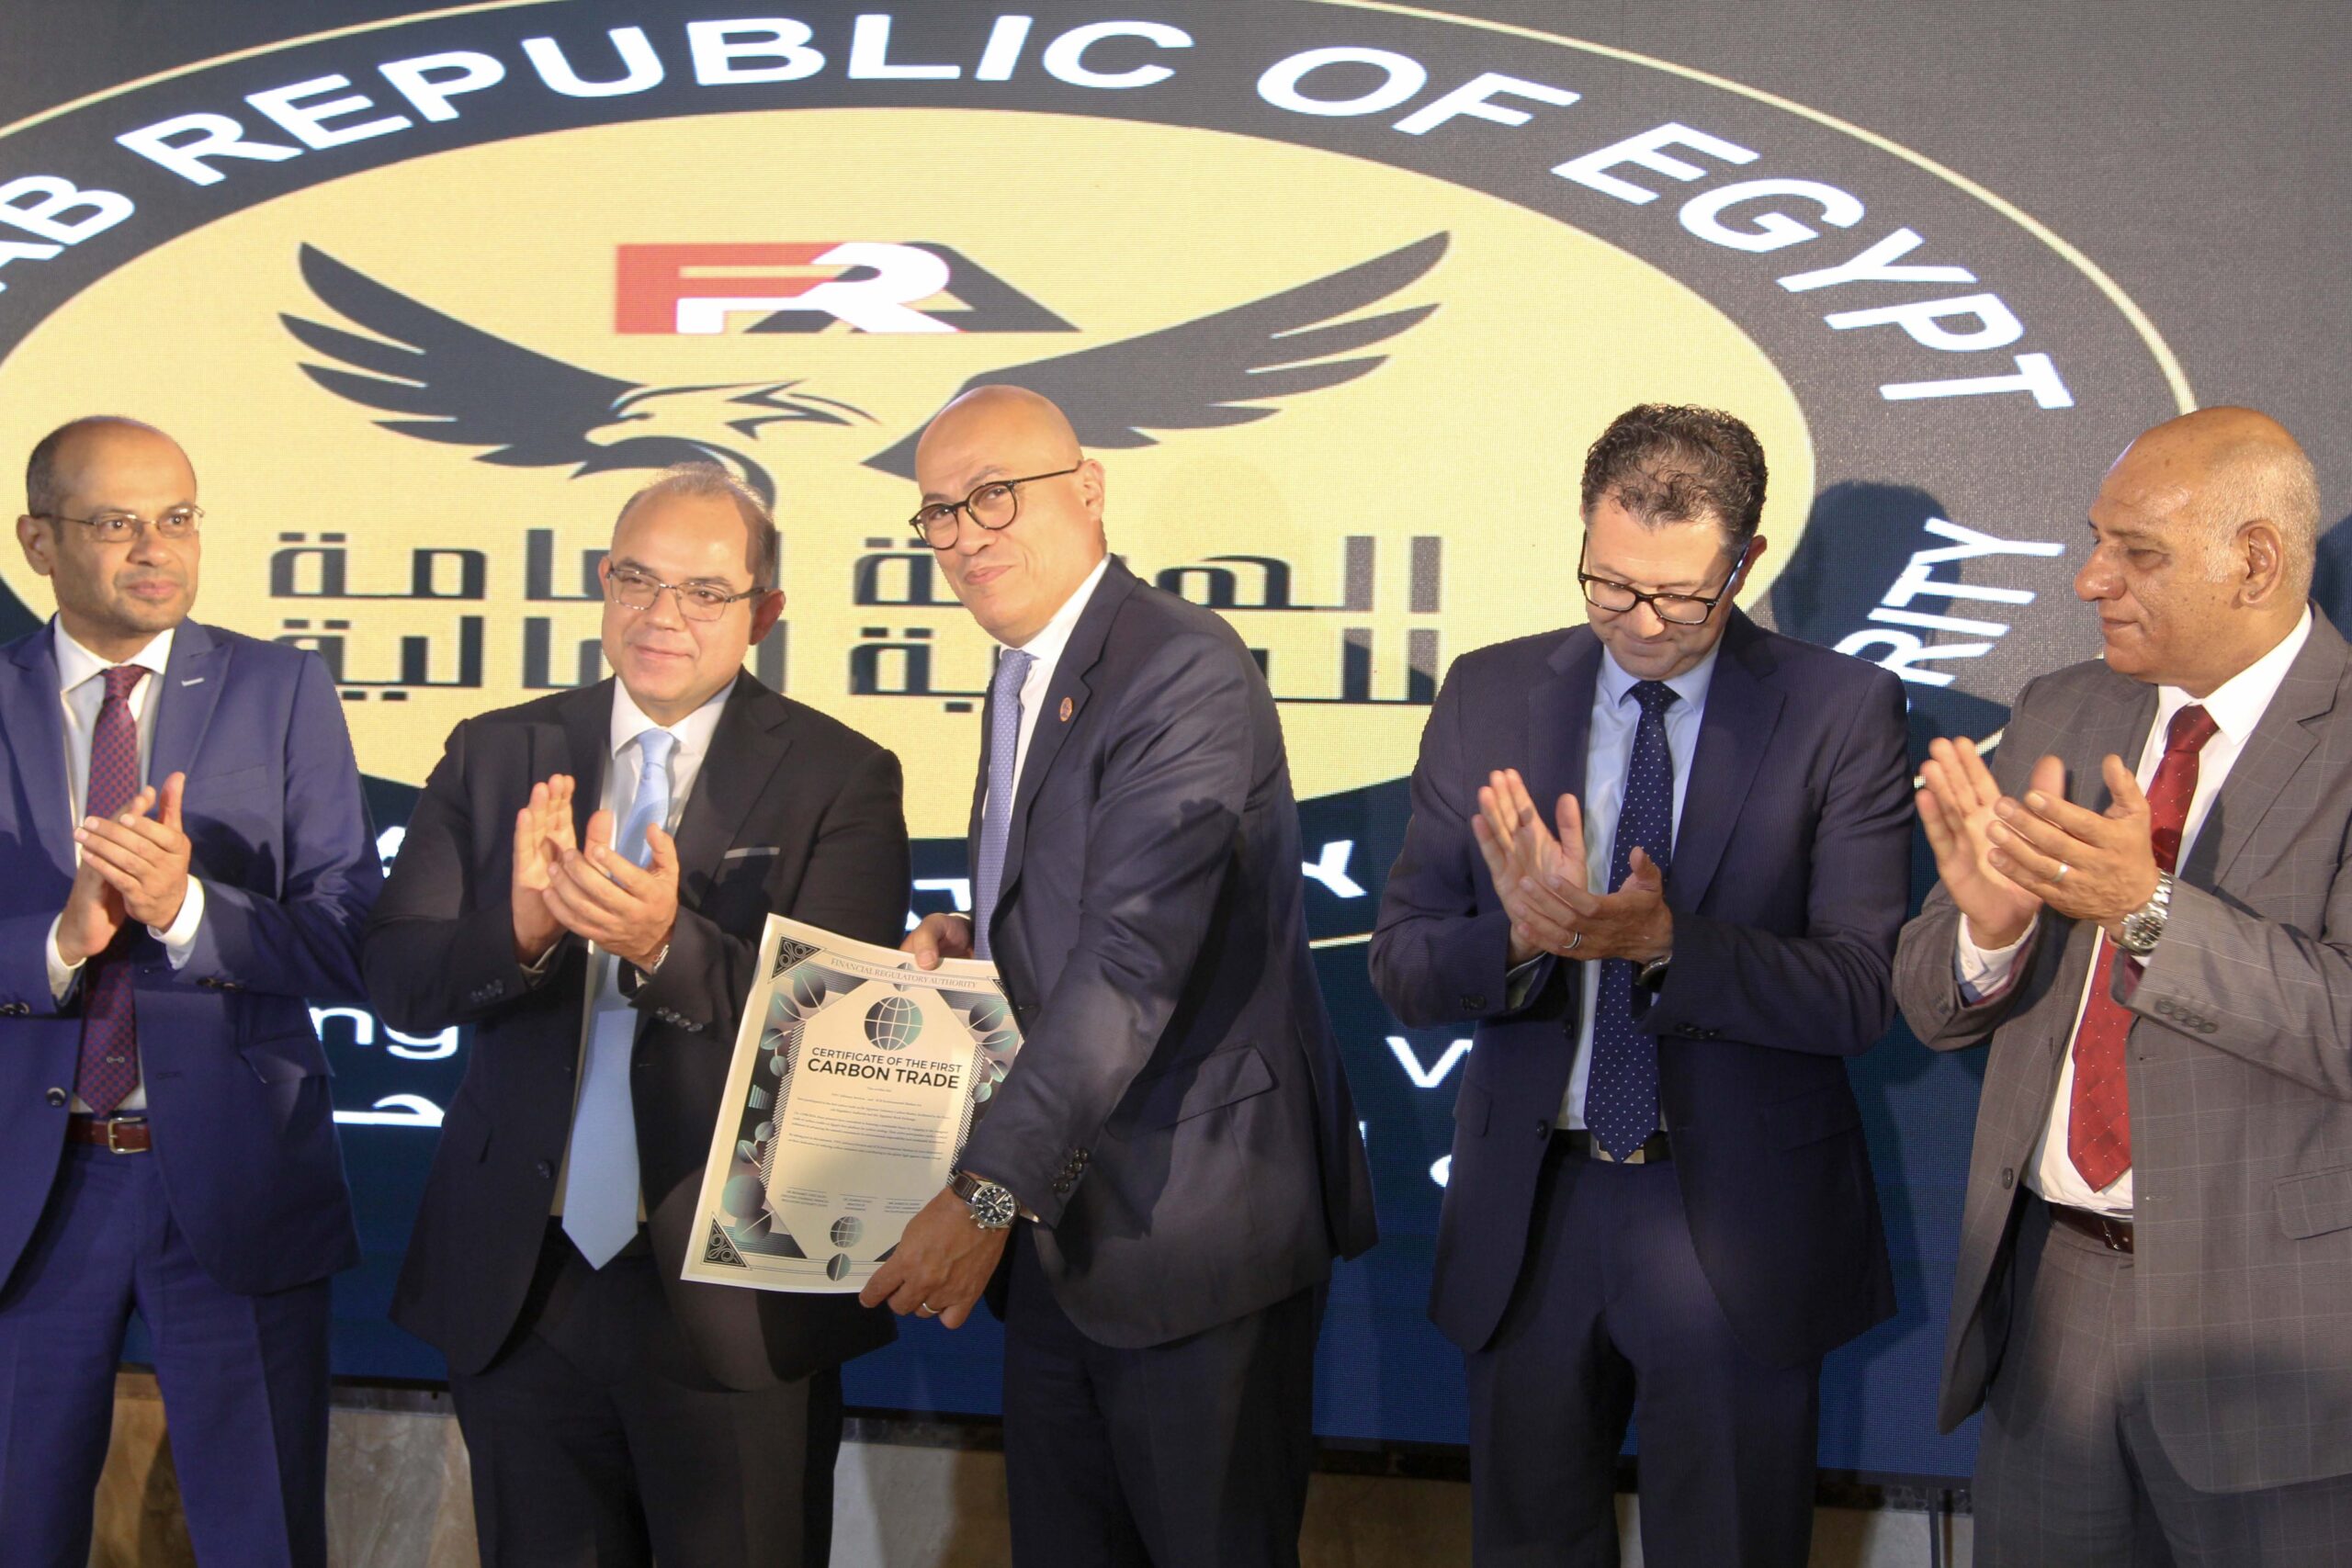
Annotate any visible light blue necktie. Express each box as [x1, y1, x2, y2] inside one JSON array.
[[973, 649, 1033, 962], [562, 728, 676, 1267]]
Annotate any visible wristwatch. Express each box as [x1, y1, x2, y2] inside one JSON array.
[[2114, 872, 2174, 956], [949, 1169, 1019, 1231], [1635, 952, 1672, 992]]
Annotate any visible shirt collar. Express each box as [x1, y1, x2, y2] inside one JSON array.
[[1596, 636, 1722, 716], [52, 617, 175, 694], [1003, 555, 1112, 668], [610, 677, 730, 761], [2153, 604, 2313, 748]]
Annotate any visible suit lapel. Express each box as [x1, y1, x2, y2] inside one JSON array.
[[671, 673, 791, 904], [995, 561, 1136, 912], [1, 626, 75, 877], [556, 680, 615, 849], [1525, 630, 1601, 847], [149, 620, 225, 787], [2200, 612, 2345, 886], [1667, 615, 1783, 911]]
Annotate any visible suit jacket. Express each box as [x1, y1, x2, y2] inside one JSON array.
[[367, 673, 910, 1386], [0, 620, 374, 1298], [1896, 608, 2352, 1494], [958, 560, 1376, 1349], [1371, 612, 1909, 1367]]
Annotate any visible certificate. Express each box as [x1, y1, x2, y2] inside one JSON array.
[[682, 914, 1022, 1293]]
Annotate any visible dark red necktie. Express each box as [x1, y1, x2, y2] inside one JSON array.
[[2066, 703, 2218, 1190], [74, 664, 147, 1116]]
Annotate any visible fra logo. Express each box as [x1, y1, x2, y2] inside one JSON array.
[[615, 242, 1077, 335]]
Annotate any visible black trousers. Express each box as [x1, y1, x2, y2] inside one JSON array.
[[1001, 1224, 1320, 1568], [1465, 1139, 1821, 1568], [448, 1224, 842, 1568]]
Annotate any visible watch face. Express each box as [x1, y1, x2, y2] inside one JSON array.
[[968, 1182, 1018, 1230]]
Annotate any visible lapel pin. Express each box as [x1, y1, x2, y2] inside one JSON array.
[[1058, 696, 1073, 723]]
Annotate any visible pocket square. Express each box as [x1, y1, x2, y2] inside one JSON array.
[[722, 845, 782, 861]]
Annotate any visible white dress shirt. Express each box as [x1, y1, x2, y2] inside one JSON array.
[[1546, 642, 1721, 1126], [42, 621, 208, 1113], [1959, 606, 2314, 1215], [548, 680, 729, 1219], [993, 555, 1112, 802]]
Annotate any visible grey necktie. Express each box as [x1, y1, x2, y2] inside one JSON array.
[[974, 649, 1034, 962]]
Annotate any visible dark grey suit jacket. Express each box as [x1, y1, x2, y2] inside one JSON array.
[[958, 559, 1377, 1349], [367, 673, 910, 1386], [1896, 608, 2352, 1494]]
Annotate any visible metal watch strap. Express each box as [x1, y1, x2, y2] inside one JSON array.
[[2117, 871, 2174, 955]]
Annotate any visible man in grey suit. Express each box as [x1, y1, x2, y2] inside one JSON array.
[[864, 385, 1376, 1567], [1897, 406, 2352, 1564]]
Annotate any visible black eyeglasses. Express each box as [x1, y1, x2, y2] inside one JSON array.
[[605, 565, 761, 622], [1577, 538, 1743, 626], [36, 506, 203, 545], [909, 466, 1081, 548]]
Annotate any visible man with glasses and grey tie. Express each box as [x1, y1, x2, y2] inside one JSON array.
[[1372, 405, 1912, 1566], [365, 464, 909, 1567], [873, 385, 1375, 1568]]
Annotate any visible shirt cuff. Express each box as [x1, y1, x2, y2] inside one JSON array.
[[1955, 918, 2030, 1003], [150, 878, 206, 969], [1504, 954, 1552, 1012], [46, 914, 81, 1002]]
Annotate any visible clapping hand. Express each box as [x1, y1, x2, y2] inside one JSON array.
[[1470, 768, 1671, 967]]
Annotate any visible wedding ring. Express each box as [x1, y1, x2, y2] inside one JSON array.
[[2053, 863, 2071, 881], [1565, 932, 1583, 953], [917, 1302, 938, 1317]]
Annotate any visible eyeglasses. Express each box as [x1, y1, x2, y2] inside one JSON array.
[[37, 506, 203, 545], [605, 565, 762, 622], [1577, 538, 1743, 626], [909, 466, 1081, 549]]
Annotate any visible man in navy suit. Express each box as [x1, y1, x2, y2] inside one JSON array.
[[1372, 405, 1912, 1566], [0, 416, 378, 1565], [869, 385, 1376, 1567]]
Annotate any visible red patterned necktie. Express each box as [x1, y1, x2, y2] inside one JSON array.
[[2066, 703, 2218, 1190], [75, 664, 148, 1116]]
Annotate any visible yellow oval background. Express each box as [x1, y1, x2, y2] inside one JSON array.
[[0, 108, 1810, 835]]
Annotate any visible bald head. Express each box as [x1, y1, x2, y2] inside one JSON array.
[[2112, 407, 2320, 593], [914, 385, 1082, 478], [913, 385, 1105, 648], [27, 416, 190, 517], [2080, 406, 2320, 694]]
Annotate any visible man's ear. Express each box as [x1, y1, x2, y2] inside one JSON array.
[[2235, 519, 2286, 606], [16, 513, 53, 577], [750, 588, 786, 643]]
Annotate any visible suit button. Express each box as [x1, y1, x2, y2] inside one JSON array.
[[2199, 1021, 2218, 1034], [1463, 995, 1486, 1010], [1534, 1118, 1551, 1139], [535, 1160, 554, 1179], [2001, 1167, 2015, 1190], [45, 1088, 66, 1108]]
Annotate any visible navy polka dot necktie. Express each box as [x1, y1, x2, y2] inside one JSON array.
[[1586, 679, 1678, 1161]]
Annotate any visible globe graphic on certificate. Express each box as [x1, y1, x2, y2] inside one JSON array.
[[864, 994, 923, 1053]]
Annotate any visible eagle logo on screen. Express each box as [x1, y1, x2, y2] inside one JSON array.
[[280, 233, 1448, 505]]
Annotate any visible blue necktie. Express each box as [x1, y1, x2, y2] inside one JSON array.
[[562, 727, 676, 1267], [1586, 681, 1677, 1161], [974, 649, 1034, 962]]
